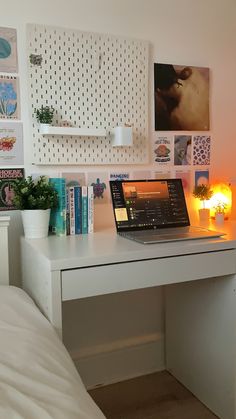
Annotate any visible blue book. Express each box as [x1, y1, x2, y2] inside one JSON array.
[[74, 186, 82, 234], [49, 178, 66, 236], [81, 186, 88, 234], [69, 186, 75, 235], [66, 187, 70, 235]]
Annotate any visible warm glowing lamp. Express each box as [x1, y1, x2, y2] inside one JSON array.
[[209, 183, 232, 219]]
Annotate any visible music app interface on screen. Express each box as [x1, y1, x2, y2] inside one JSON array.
[[110, 180, 189, 229]]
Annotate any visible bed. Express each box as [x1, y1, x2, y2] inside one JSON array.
[[0, 216, 105, 419]]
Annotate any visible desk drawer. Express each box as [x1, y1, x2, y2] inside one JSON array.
[[61, 250, 236, 301]]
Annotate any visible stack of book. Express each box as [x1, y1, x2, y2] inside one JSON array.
[[49, 178, 94, 236]]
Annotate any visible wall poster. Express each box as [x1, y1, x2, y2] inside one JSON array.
[[154, 63, 209, 131], [0, 75, 20, 119], [0, 168, 24, 211], [0, 122, 23, 165], [0, 27, 18, 73]]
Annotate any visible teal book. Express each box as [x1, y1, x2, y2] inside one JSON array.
[[81, 186, 88, 234], [74, 186, 82, 234], [49, 178, 66, 236]]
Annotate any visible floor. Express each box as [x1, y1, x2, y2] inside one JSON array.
[[89, 371, 219, 419]]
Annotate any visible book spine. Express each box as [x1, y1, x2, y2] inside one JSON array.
[[66, 187, 70, 235], [81, 186, 88, 234], [74, 186, 82, 234], [49, 178, 66, 236], [69, 186, 75, 235], [87, 186, 94, 233]]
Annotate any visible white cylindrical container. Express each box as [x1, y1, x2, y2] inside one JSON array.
[[111, 126, 133, 146], [215, 212, 224, 224], [198, 208, 210, 222], [21, 209, 51, 239], [39, 123, 51, 134]]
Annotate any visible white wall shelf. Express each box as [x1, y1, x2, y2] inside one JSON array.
[[39, 126, 106, 137]]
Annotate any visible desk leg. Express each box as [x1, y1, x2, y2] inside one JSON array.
[[165, 274, 236, 419], [50, 270, 63, 339]]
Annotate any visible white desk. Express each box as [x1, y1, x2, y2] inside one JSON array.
[[21, 222, 236, 419]]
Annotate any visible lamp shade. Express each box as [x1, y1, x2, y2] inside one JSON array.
[[111, 126, 133, 147]]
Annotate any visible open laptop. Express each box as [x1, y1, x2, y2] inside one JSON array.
[[109, 179, 225, 244]]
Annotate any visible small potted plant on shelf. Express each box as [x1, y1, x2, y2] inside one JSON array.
[[12, 176, 58, 239], [34, 105, 55, 133], [213, 200, 227, 224], [193, 184, 213, 222]]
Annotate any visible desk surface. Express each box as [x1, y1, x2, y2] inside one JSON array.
[[22, 221, 236, 271]]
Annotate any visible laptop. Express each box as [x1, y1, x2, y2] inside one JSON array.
[[109, 179, 225, 244]]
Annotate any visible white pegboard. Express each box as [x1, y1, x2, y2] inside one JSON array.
[[27, 24, 149, 165]]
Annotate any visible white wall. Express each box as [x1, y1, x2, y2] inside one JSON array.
[[2, 0, 236, 386]]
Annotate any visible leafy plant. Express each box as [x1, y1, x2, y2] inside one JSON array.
[[193, 184, 213, 208], [214, 200, 227, 214], [34, 105, 55, 124], [12, 176, 58, 210]]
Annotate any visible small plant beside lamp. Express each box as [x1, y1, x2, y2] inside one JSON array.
[[213, 201, 227, 224], [193, 184, 213, 222]]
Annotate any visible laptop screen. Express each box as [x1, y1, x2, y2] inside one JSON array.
[[110, 179, 190, 232]]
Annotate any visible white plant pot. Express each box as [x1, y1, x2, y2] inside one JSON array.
[[215, 212, 224, 224], [21, 209, 51, 239], [198, 208, 210, 222], [39, 123, 51, 134]]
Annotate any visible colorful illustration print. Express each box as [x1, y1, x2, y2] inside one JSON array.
[[0, 122, 24, 165], [91, 178, 107, 199], [174, 135, 192, 165], [193, 136, 211, 165], [153, 135, 173, 164], [0, 27, 18, 73], [0, 168, 24, 210], [0, 136, 15, 151], [195, 170, 209, 187], [0, 76, 19, 119]]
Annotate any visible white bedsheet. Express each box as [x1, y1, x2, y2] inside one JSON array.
[[0, 286, 105, 419]]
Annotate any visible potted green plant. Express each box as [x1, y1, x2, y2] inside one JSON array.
[[193, 184, 213, 222], [34, 105, 55, 133], [213, 200, 227, 224], [12, 176, 58, 239]]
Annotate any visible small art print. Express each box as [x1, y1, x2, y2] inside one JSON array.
[[0, 27, 18, 73], [0, 76, 20, 119], [0, 168, 24, 210], [0, 122, 23, 165], [193, 136, 211, 165], [174, 135, 192, 166], [195, 170, 209, 187], [153, 135, 173, 164], [87, 172, 108, 204], [154, 63, 209, 131]]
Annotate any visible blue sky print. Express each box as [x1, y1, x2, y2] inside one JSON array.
[[0, 76, 18, 119]]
